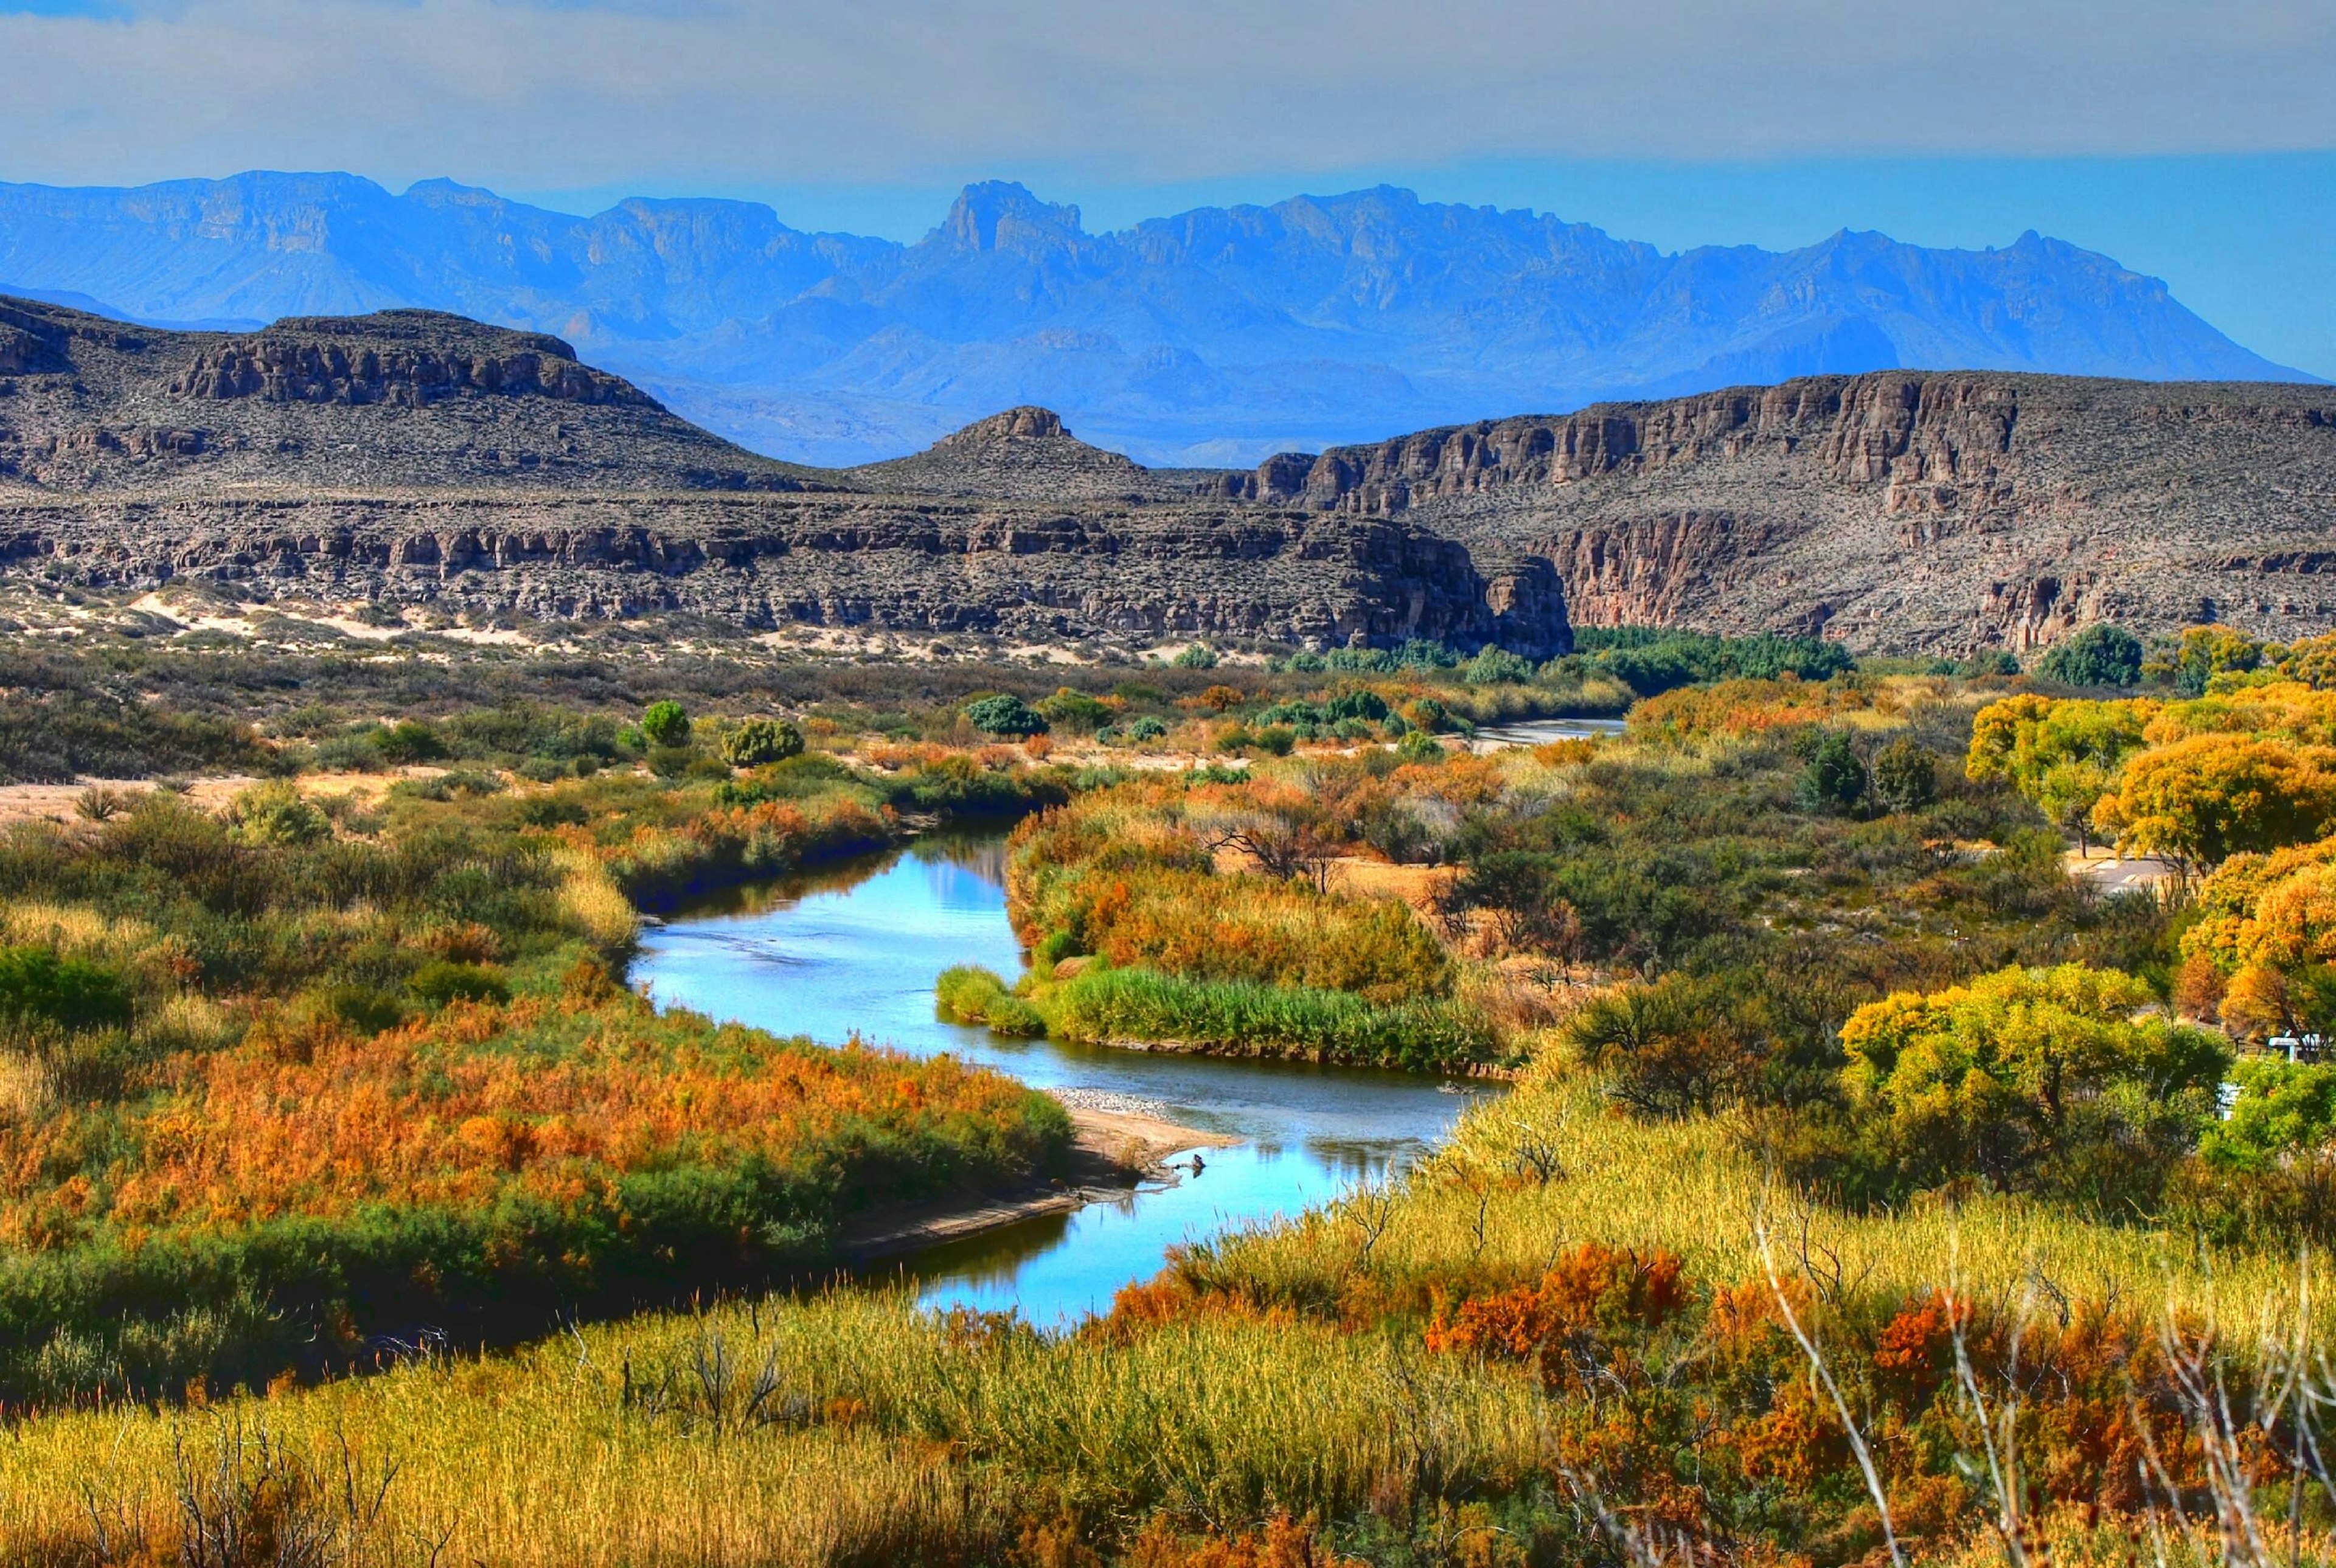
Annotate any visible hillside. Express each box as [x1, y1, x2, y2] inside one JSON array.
[[1226, 372, 2336, 654], [0, 173, 2312, 466], [4, 297, 2332, 658], [0, 297, 1562, 655]]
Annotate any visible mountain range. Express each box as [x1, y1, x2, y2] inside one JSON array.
[[0, 172, 2313, 466]]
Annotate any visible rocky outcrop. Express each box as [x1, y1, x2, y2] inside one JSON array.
[[1240, 372, 2336, 654], [0, 301, 1566, 653], [4, 294, 2328, 659], [0, 495, 1555, 651], [169, 327, 652, 409]]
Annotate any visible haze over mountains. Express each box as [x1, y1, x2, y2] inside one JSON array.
[[0, 172, 2312, 466]]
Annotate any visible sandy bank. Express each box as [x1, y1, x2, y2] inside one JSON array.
[[841, 1103, 1236, 1261]]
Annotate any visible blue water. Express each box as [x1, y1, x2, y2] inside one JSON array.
[[634, 836, 1498, 1325]]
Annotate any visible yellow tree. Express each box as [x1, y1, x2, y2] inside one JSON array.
[[2141, 681, 2336, 748], [2092, 732, 2336, 878], [2280, 632, 2336, 691], [1964, 694, 2153, 851], [2181, 836, 2336, 1038], [1840, 963, 2228, 1188]]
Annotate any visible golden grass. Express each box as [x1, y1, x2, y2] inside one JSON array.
[[1203, 1056, 2336, 1340], [2, 1047, 2327, 1564], [1, 1294, 1545, 1566], [0, 899, 151, 962]]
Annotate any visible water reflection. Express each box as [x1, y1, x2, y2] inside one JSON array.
[[634, 833, 1501, 1325]]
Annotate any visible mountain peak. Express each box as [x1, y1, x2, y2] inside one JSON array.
[[940, 406, 1069, 443], [940, 182, 1083, 254]]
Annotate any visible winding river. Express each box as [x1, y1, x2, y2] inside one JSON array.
[[634, 835, 1503, 1325]]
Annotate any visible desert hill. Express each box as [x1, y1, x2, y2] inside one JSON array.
[[0, 297, 1561, 654], [2, 297, 2332, 657]]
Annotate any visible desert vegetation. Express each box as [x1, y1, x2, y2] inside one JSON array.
[[2, 625, 2335, 1564]]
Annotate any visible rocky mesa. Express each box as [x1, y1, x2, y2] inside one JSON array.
[[1222, 372, 2336, 654], [2, 295, 2332, 657], [0, 298, 1563, 654]]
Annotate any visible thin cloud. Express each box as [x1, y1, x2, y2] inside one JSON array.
[[1, 0, 2332, 193]]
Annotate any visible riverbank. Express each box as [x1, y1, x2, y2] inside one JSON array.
[[841, 1101, 1238, 1261]]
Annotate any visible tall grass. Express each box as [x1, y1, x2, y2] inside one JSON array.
[[0, 1291, 1544, 1567], [4, 1055, 2330, 1565], [1049, 965, 1497, 1074], [1183, 1056, 2336, 1334]]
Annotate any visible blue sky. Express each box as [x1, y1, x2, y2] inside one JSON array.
[[3, 0, 2332, 375]]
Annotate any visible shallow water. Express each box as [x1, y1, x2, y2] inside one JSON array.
[[1470, 715, 1629, 749], [634, 836, 1501, 1325]]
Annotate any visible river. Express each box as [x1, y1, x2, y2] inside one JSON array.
[[634, 835, 1501, 1325]]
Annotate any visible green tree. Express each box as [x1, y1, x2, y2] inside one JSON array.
[[2166, 623, 2265, 697], [1798, 730, 1867, 813], [640, 701, 692, 748], [1464, 646, 1532, 684], [1870, 737, 1938, 814], [964, 695, 1049, 737], [1841, 962, 2229, 1193], [2037, 623, 2144, 688], [721, 718, 804, 768]]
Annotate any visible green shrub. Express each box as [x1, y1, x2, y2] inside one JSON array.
[[1171, 644, 1220, 670], [1127, 716, 1169, 743], [224, 782, 331, 846], [2037, 624, 2144, 689], [307, 983, 406, 1036], [1396, 730, 1444, 765], [373, 720, 448, 765], [983, 995, 1048, 1036], [935, 965, 1011, 1024], [0, 947, 131, 1032], [641, 701, 692, 748], [408, 961, 512, 1008], [648, 745, 699, 779], [721, 718, 805, 768], [1798, 731, 1867, 813], [1035, 689, 1114, 733], [1253, 726, 1296, 757], [963, 695, 1048, 737], [1870, 736, 1938, 814]]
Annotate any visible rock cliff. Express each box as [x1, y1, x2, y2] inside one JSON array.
[[4, 296, 2330, 658], [0, 298, 1563, 654], [1229, 373, 2336, 653]]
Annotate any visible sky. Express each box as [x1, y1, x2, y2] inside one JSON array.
[[3, 0, 2332, 375]]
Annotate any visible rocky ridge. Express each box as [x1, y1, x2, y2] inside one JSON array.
[[0, 299, 1563, 653], [1223, 373, 2336, 653], [3, 296, 2332, 657]]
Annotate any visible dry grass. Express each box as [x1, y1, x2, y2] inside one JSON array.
[[1200, 1056, 2336, 1339]]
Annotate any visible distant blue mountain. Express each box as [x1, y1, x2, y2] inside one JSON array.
[[0, 172, 2312, 465]]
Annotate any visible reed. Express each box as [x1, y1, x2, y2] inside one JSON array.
[[1048, 965, 1497, 1072]]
